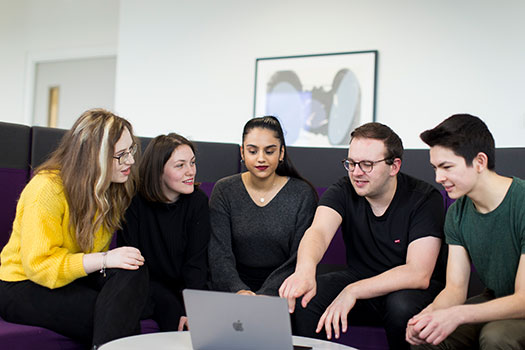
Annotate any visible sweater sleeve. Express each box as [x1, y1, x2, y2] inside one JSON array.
[[208, 180, 251, 292], [182, 191, 211, 290], [257, 184, 317, 295], [19, 176, 86, 289], [117, 196, 140, 248]]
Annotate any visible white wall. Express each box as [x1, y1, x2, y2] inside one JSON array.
[[0, 0, 119, 125], [116, 0, 525, 147], [2, 1, 524, 147], [33, 57, 116, 129]]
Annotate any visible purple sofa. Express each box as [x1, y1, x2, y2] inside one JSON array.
[[2, 122, 506, 349], [0, 318, 161, 350], [0, 123, 242, 349]]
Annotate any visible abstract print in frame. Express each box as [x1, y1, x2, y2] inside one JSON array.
[[254, 51, 377, 147]]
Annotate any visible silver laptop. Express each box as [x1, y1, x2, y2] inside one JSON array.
[[183, 289, 311, 350]]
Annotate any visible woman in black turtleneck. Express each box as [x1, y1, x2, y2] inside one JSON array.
[[118, 133, 210, 332]]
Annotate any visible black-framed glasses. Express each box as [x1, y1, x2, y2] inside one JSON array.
[[113, 144, 137, 165], [341, 158, 391, 173]]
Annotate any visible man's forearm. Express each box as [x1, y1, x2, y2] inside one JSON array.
[[345, 263, 433, 300], [424, 285, 467, 313], [456, 293, 525, 324], [295, 228, 330, 274]]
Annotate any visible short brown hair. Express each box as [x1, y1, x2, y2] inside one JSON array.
[[350, 122, 403, 162], [139, 133, 196, 202]]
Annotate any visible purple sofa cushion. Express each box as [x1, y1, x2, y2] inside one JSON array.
[[198, 181, 215, 198], [140, 319, 160, 334], [336, 326, 389, 350], [0, 317, 160, 349], [0, 317, 84, 350], [315, 187, 346, 266]]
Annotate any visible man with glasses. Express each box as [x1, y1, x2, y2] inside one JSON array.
[[280, 122, 446, 350]]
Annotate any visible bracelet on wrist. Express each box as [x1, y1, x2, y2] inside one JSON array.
[[100, 252, 107, 277]]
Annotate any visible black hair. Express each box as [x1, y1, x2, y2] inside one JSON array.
[[420, 114, 495, 170], [242, 116, 318, 199]]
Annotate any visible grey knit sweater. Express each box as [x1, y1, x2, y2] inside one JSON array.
[[208, 174, 317, 295]]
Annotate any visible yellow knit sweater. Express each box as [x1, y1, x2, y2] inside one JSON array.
[[0, 171, 113, 289]]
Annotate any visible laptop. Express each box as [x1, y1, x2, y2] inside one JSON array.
[[183, 289, 312, 350]]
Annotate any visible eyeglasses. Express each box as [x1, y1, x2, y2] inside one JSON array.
[[341, 158, 391, 173], [113, 144, 137, 165]]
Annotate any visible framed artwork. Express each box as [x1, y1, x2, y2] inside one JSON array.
[[253, 51, 377, 147]]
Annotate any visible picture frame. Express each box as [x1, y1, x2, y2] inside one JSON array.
[[253, 51, 378, 147]]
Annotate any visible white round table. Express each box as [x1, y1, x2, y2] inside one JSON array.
[[99, 331, 358, 350]]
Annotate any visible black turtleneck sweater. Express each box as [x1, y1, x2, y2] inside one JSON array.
[[117, 188, 211, 294]]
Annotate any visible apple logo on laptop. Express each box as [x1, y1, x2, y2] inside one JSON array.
[[232, 320, 244, 332]]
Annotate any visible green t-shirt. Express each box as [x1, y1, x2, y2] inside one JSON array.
[[445, 177, 525, 298]]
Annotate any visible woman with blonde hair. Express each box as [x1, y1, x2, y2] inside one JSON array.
[[0, 109, 148, 349]]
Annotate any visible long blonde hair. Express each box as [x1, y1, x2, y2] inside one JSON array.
[[36, 108, 138, 252]]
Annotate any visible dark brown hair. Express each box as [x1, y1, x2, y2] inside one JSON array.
[[139, 133, 196, 202]]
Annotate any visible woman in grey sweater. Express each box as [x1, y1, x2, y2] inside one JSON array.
[[209, 116, 318, 296]]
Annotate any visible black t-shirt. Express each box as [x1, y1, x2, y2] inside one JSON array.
[[319, 173, 446, 281]]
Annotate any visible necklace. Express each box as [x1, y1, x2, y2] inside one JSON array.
[[253, 180, 276, 203]]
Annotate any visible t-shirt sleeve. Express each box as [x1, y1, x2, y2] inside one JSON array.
[[444, 199, 465, 247], [318, 178, 348, 218], [509, 180, 525, 255], [520, 219, 525, 255], [408, 188, 445, 243]]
